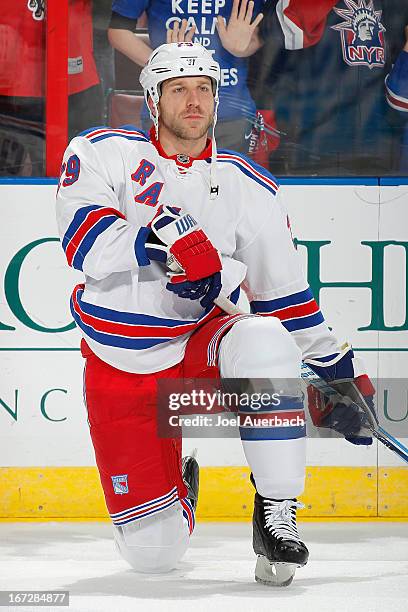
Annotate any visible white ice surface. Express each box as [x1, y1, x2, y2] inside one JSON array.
[[0, 522, 407, 612]]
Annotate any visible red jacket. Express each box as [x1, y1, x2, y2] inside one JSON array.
[[0, 0, 99, 98]]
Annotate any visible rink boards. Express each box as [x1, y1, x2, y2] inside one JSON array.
[[0, 179, 407, 519]]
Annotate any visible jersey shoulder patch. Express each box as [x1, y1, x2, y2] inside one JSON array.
[[217, 149, 279, 195]]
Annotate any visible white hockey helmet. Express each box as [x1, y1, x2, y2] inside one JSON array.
[[140, 42, 221, 199], [140, 42, 221, 113]]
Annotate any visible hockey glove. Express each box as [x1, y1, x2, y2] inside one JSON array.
[[305, 344, 375, 445], [144, 205, 222, 281], [166, 271, 222, 309]]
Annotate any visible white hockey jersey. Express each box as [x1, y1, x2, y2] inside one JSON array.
[[56, 126, 340, 373]]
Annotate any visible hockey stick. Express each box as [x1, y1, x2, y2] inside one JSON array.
[[212, 294, 408, 464]]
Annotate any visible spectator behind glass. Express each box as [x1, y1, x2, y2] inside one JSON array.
[[385, 24, 408, 172], [107, 0, 280, 159], [0, 1, 103, 177], [250, 0, 408, 176], [93, 0, 116, 99]]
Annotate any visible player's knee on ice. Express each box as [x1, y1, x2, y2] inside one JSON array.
[[219, 317, 301, 378], [113, 505, 189, 573]]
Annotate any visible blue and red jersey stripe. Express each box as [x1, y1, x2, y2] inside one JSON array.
[[62, 204, 126, 270], [385, 52, 408, 114], [81, 126, 150, 144], [251, 287, 324, 332], [71, 284, 220, 351], [385, 84, 408, 112], [217, 151, 279, 195]]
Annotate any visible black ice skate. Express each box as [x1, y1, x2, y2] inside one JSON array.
[[253, 491, 309, 586], [182, 455, 199, 511]]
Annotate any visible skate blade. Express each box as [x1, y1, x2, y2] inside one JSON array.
[[255, 556, 298, 587]]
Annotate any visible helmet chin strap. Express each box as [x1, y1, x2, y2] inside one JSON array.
[[209, 98, 219, 200], [150, 99, 160, 139]]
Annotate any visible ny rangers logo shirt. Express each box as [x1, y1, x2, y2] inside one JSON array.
[[331, 0, 386, 69]]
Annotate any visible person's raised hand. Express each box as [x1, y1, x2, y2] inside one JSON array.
[[216, 0, 263, 57], [167, 19, 196, 44]]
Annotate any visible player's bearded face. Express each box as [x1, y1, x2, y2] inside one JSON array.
[[158, 76, 215, 141]]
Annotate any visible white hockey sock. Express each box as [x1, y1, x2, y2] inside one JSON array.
[[219, 316, 306, 499], [242, 438, 306, 499]]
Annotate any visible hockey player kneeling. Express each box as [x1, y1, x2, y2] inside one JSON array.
[[56, 42, 373, 586]]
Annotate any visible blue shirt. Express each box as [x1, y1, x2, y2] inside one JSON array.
[[112, 0, 264, 122]]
